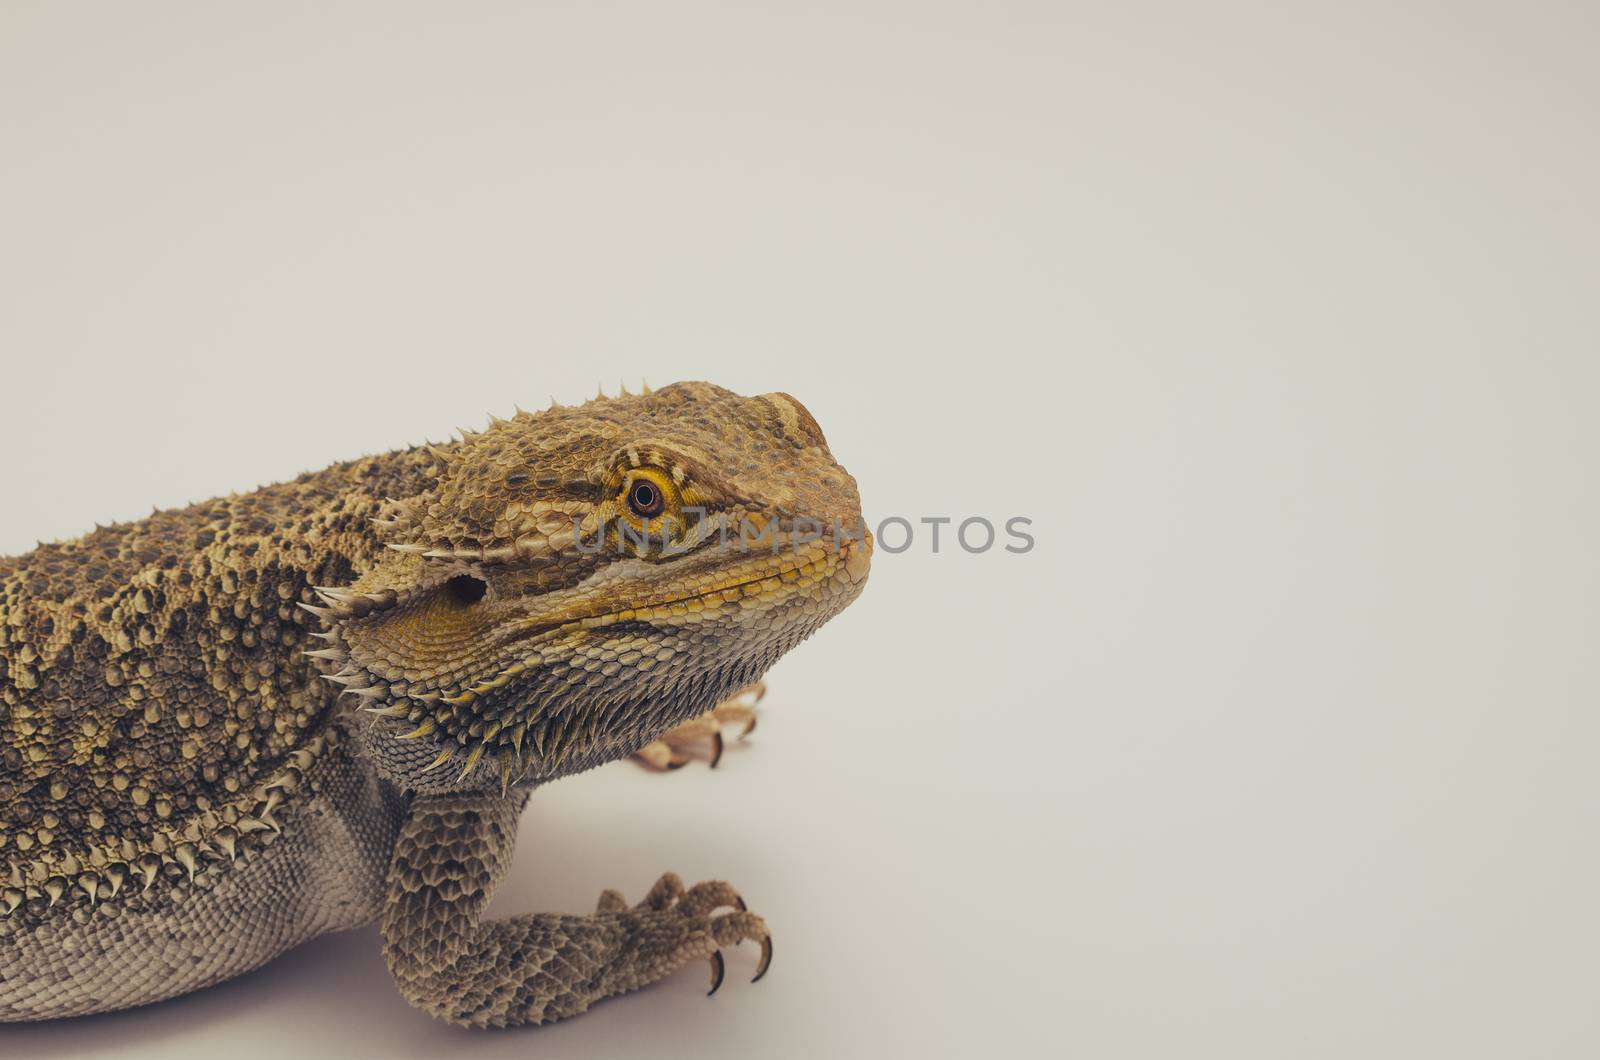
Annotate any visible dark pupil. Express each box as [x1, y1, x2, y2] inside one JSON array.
[[630, 481, 661, 515]]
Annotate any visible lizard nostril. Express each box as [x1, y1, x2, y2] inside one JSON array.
[[445, 575, 487, 605]]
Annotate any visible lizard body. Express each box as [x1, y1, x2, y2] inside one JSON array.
[[0, 382, 870, 1026]]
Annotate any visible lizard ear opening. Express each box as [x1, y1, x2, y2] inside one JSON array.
[[332, 570, 500, 685], [445, 574, 487, 605]]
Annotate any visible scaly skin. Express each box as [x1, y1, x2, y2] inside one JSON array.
[[0, 382, 870, 1025]]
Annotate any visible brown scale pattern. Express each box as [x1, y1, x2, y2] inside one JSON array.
[[0, 452, 436, 924], [1, 382, 869, 1026]]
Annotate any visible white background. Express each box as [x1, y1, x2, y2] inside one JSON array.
[[2, 2, 1596, 1057]]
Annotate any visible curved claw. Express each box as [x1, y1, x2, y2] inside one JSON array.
[[740, 714, 757, 739], [752, 935, 773, 983], [709, 731, 725, 769], [707, 949, 726, 996]]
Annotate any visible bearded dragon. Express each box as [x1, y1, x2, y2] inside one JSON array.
[[0, 382, 871, 1027]]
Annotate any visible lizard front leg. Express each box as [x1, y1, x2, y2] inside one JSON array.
[[381, 793, 771, 1028]]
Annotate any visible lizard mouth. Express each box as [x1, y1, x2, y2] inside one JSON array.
[[315, 531, 871, 789], [432, 533, 872, 707], [501, 535, 871, 642]]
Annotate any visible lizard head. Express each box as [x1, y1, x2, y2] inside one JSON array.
[[311, 382, 871, 792]]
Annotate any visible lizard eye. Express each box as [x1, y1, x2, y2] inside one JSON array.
[[627, 478, 665, 518]]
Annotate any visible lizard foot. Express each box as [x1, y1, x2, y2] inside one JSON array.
[[632, 681, 766, 770], [593, 872, 773, 994], [384, 797, 774, 1027]]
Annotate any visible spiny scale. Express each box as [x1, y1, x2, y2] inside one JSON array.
[[0, 731, 337, 920]]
